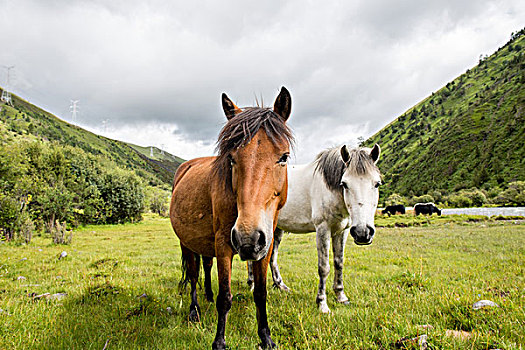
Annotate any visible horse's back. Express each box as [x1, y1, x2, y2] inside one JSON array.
[[170, 157, 216, 257]]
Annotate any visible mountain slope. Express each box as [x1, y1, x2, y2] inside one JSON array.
[[365, 29, 525, 200], [0, 91, 184, 186]]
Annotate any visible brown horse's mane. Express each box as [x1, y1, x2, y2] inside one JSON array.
[[212, 107, 294, 191]]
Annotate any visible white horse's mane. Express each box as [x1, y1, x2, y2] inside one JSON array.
[[314, 146, 379, 192]]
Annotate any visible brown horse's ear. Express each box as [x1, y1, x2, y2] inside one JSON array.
[[340, 145, 350, 164], [222, 93, 242, 120], [370, 144, 381, 164], [273, 86, 292, 122]]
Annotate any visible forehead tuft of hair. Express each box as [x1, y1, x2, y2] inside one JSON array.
[[212, 107, 294, 188], [315, 146, 380, 193]]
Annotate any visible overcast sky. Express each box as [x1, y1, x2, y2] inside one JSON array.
[[1, 0, 523, 162]]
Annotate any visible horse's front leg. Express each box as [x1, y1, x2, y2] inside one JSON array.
[[212, 245, 233, 350], [269, 227, 289, 291], [315, 222, 331, 313], [332, 228, 349, 304], [252, 245, 277, 349]]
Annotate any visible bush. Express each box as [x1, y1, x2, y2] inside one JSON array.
[[448, 194, 472, 208], [51, 220, 72, 245], [145, 187, 170, 217], [494, 181, 525, 206], [100, 169, 145, 224], [409, 194, 435, 206]]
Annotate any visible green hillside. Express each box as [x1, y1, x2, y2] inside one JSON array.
[[366, 29, 525, 202], [0, 91, 184, 186]]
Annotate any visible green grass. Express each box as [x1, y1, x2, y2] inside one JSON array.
[[1, 215, 524, 349]]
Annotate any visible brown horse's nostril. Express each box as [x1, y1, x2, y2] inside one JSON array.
[[255, 230, 266, 250], [231, 228, 240, 251]]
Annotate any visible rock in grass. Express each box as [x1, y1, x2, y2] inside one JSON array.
[[445, 330, 472, 340], [473, 300, 499, 310], [395, 334, 428, 349], [17, 276, 26, 281], [58, 251, 68, 260], [32, 293, 67, 301]]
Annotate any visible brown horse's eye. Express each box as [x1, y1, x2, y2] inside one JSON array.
[[274, 191, 281, 197], [277, 153, 289, 165]]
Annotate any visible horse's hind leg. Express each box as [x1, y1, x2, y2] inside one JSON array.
[[270, 228, 289, 291], [332, 228, 349, 304], [203, 256, 214, 302], [181, 244, 201, 322]]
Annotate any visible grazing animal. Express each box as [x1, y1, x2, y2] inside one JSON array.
[[414, 202, 441, 216], [170, 87, 293, 349], [247, 144, 381, 313], [382, 204, 405, 216]]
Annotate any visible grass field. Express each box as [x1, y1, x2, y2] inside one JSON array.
[[1, 215, 524, 349]]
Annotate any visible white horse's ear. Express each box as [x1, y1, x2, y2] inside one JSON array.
[[370, 144, 380, 163], [340, 145, 350, 164]]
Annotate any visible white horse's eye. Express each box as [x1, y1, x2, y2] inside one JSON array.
[[340, 182, 349, 190], [374, 181, 381, 188]]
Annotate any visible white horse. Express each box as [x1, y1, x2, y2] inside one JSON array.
[[248, 144, 381, 313]]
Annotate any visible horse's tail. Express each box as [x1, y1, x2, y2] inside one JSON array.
[[178, 253, 191, 293], [178, 249, 201, 293]]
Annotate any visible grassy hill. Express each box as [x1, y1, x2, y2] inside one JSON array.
[[366, 29, 525, 201], [0, 91, 184, 186]]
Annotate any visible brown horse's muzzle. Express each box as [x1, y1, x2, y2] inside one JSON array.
[[231, 227, 269, 261]]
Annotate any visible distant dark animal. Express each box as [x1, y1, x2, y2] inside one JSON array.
[[382, 204, 405, 216], [414, 202, 441, 216]]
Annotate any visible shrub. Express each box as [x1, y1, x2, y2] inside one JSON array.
[[494, 181, 525, 206], [145, 187, 170, 217], [51, 220, 72, 245], [447, 194, 472, 208], [409, 194, 435, 206]]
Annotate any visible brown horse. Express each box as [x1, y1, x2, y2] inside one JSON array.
[[170, 87, 293, 349]]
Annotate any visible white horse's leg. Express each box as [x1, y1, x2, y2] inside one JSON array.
[[270, 228, 289, 291], [332, 228, 349, 304], [315, 223, 331, 313]]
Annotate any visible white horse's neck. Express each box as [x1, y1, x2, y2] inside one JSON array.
[[277, 161, 349, 233]]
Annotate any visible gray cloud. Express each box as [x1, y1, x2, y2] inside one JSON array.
[[0, 0, 523, 161]]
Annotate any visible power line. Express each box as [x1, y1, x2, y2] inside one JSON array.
[[1, 65, 15, 104], [102, 119, 109, 133], [70, 100, 79, 123]]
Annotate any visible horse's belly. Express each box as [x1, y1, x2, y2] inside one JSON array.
[[277, 217, 315, 234], [170, 159, 217, 257]]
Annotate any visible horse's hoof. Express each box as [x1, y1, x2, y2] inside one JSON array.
[[273, 282, 290, 292], [212, 339, 227, 350], [318, 301, 331, 314], [188, 309, 200, 322], [336, 293, 349, 304], [258, 340, 277, 349]]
